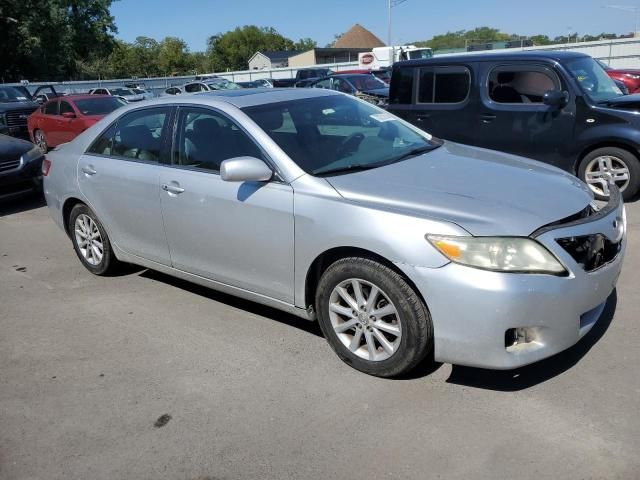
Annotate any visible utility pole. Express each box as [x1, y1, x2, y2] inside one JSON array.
[[387, 0, 409, 46]]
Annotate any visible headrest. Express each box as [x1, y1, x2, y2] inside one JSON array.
[[193, 117, 221, 135], [252, 109, 284, 131]]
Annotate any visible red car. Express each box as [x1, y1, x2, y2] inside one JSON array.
[[28, 95, 125, 151], [597, 60, 640, 93]]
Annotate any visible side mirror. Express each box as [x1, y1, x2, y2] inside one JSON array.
[[543, 90, 568, 108], [36, 95, 46, 104], [220, 157, 273, 182], [62, 111, 76, 119]]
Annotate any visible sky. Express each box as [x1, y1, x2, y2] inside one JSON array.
[[111, 0, 639, 51]]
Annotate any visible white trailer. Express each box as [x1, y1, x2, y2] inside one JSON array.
[[358, 45, 433, 69]]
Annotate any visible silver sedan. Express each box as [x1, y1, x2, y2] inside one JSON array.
[[42, 89, 626, 377]]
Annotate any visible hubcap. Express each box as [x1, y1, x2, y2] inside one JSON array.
[[328, 278, 401, 362], [584, 155, 630, 196], [74, 214, 104, 266]]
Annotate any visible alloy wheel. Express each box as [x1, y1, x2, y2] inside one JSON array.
[[584, 155, 630, 196], [328, 278, 402, 361], [74, 214, 104, 266]]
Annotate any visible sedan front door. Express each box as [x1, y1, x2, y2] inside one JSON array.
[[159, 106, 295, 303]]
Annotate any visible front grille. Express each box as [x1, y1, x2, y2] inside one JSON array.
[[557, 234, 621, 272], [0, 159, 21, 173], [5, 108, 37, 127]]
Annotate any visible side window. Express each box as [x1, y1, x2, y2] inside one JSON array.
[[389, 67, 414, 104], [173, 107, 264, 172], [488, 67, 559, 104], [88, 108, 169, 160], [60, 101, 74, 115], [184, 83, 200, 93], [333, 78, 353, 93], [418, 66, 470, 104], [87, 123, 117, 156], [44, 101, 59, 115]]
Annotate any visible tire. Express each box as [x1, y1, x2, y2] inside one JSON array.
[[578, 147, 640, 201], [315, 257, 433, 377], [34, 129, 48, 153], [68, 204, 119, 275]]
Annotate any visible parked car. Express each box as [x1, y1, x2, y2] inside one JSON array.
[[43, 89, 626, 377], [312, 74, 389, 106], [162, 86, 184, 96], [597, 59, 640, 94], [182, 79, 242, 93], [31, 85, 64, 104], [237, 81, 261, 88], [388, 51, 640, 200], [0, 133, 44, 199], [28, 95, 125, 152], [124, 83, 155, 100], [0, 86, 40, 138], [332, 68, 392, 84], [88, 87, 144, 103], [253, 78, 274, 88]]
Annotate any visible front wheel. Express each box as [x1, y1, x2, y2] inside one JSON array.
[[578, 147, 640, 201], [315, 257, 433, 377]]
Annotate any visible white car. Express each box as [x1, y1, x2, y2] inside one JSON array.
[[88, 87, 144, 103]]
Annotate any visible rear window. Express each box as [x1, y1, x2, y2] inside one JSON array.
[[389, 67, 414, 104], [74, 97, 125, 116]]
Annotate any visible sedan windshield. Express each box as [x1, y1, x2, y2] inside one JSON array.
[[243, 94, 438, 176], [344, 75, 387, 91], [0, 86, 31, 103], [74, 97, 126, 115], [566, 57, 623, 103]]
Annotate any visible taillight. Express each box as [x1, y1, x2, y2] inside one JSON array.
[[42, 157, 51, 176]]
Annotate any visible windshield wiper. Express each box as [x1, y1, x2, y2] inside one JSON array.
[[384, 144, 437, 165], [313, 163, 381, 176]]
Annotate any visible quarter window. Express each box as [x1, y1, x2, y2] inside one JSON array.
[[87, 107, 170, 161], [172, 108, 264, 172], [488, 67, 558, 104], [418, 67, 470, 104]]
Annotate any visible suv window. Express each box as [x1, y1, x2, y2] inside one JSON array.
[[87, 107, 170, 160], [418, 66, 470, 104], [389, 67, 414, 104], [60, 101, 74, 115], [488, 66, 559, 104], [313, 78, 332, 89], [44, 101, 59, 115], [173, 107, 264, 172]]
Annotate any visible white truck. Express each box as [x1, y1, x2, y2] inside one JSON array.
[[358, 45, 433, 70]]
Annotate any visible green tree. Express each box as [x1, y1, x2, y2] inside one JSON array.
[[205, 25, 308, 71]]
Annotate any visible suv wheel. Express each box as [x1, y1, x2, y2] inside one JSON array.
[[68, 204, 119, 275], [315, 257, 433, 377], [578, 147, 640, 201]]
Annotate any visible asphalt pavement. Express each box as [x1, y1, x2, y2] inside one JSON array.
[[1, 194, 639, 480]]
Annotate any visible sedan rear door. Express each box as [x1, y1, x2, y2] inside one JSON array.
[[77, 106, 172, 265]]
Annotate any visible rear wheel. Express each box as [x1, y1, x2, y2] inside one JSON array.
[[578, 147, 640, 201], [68, 204, 119, 275], [34, 129, 48, 153], [315, 257, 433, 377]]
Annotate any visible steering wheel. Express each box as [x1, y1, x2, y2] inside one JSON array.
[[336, 133, 365, 159]]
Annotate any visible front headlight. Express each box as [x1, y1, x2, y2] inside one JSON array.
[[426, 235, 566, 274]]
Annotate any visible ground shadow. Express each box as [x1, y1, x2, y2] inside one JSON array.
[[138, 269, 324, 338], [0, 192, 45, 217], [445, 290, 618, 391]]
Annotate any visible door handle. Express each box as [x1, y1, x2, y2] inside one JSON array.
[[81, 165, 97, 176], [480, 114, 497, 123], [162, 183, 185, 194]]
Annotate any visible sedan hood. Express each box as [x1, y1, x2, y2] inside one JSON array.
[[325, 142, 593, 236]]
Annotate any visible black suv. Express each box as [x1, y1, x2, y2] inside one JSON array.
[[0, 85, 40, 139], [388, 51, 640, 200]]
